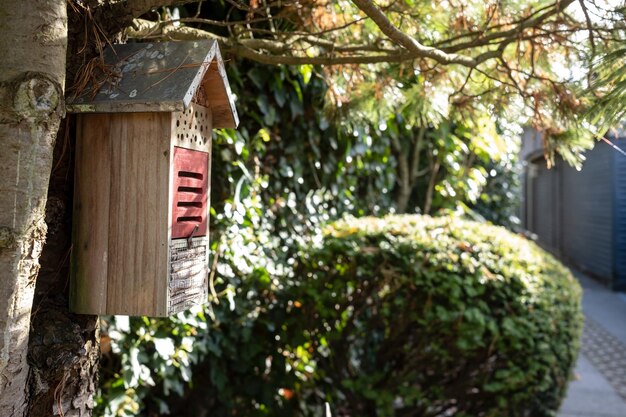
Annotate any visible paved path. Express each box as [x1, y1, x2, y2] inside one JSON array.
[[557, 272, 626, 417]]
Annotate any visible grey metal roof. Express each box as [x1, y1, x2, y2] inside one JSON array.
[[67, 40, 238, 128]]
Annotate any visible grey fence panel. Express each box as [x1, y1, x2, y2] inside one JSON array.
[[613, 137, 626, 290], [561, 144, 614, 281], [530, 160, 558, 251]]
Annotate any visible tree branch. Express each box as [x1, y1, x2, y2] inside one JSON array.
[[434, 0, 576, 62], [121, 0, 596, 71], [351, 0, 479, 66], [128, 19, 416, 65], [121, 0, 201, 19]]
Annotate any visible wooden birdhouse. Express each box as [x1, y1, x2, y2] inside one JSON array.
[[67, 40, 238, 316]]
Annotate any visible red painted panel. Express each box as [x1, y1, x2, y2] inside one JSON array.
[[172, 147, 209, 239]]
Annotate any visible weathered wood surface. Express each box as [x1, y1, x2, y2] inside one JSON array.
[[172, 103, 212, 152], [168, 237, 209, 315], [203, 48, 239, 128], [171, 147, 209, 239], [71, 114, 111, 314], [66, 40, 239, 129], [72, 112, 171, 316]]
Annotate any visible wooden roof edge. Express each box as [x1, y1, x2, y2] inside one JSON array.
[[199, 44, 239, 129]]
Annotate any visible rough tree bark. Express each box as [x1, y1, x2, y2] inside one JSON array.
[[24, 1, 116, 415], [0, 0, 168, 412], [0, 0, 68, 415], [26, 118, 100, 417]]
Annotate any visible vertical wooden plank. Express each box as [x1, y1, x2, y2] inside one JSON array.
[[204, 109, 213, 306], [105, 114, 124, 313], [105, 113, 171, 316], [166, 114, 176, 315], [158, 113, 174, 316], [70, 114, 111, 314]]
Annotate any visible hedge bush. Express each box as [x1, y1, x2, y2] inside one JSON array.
[[289, 214, 582, 417]]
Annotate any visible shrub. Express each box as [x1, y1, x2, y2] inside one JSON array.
[[289, 214, 582, 417]]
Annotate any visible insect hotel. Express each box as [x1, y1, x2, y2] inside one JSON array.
[[67, 40, 238, 316]]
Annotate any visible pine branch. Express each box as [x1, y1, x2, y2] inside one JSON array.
[[351, 0, 479, 66]]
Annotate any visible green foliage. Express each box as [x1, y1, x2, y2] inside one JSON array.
[[288, 215, 582, 416], [96, 59, 536, 417], [97, 312, 211, 415], [96, 58, 394, 417], [469, 158, 521, 230], [221, 61, 394, 219], [343, 65, 520, 215], [99, 214, 581, 417], [584, 47, 626, 136]]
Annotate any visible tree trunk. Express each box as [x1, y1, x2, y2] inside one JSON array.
[[1, 0, 156, 413], [394, 127, 426, 214], [0, 0, 68, 414], [27, 118, 100, 416], [26, 2, 106, 415], [423, 159, 440, 215], [395, 156, 412, 213], [391, 136, 412, 213]]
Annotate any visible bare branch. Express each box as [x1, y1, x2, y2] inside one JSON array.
[[230, 44, 414, 65], [121, 0, 201, 18], [351, 0, 478, 66], [127, 19, 414, 65], [172, 16, 276, 27], [578, 0, 596, 80]]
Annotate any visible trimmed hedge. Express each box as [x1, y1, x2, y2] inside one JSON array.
[[290, 215, 582, 417]]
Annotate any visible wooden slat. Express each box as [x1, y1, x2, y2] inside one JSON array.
[[171, 146, 208, 239], [70, 114, 112, 314], [105, 113, 171, 316]]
